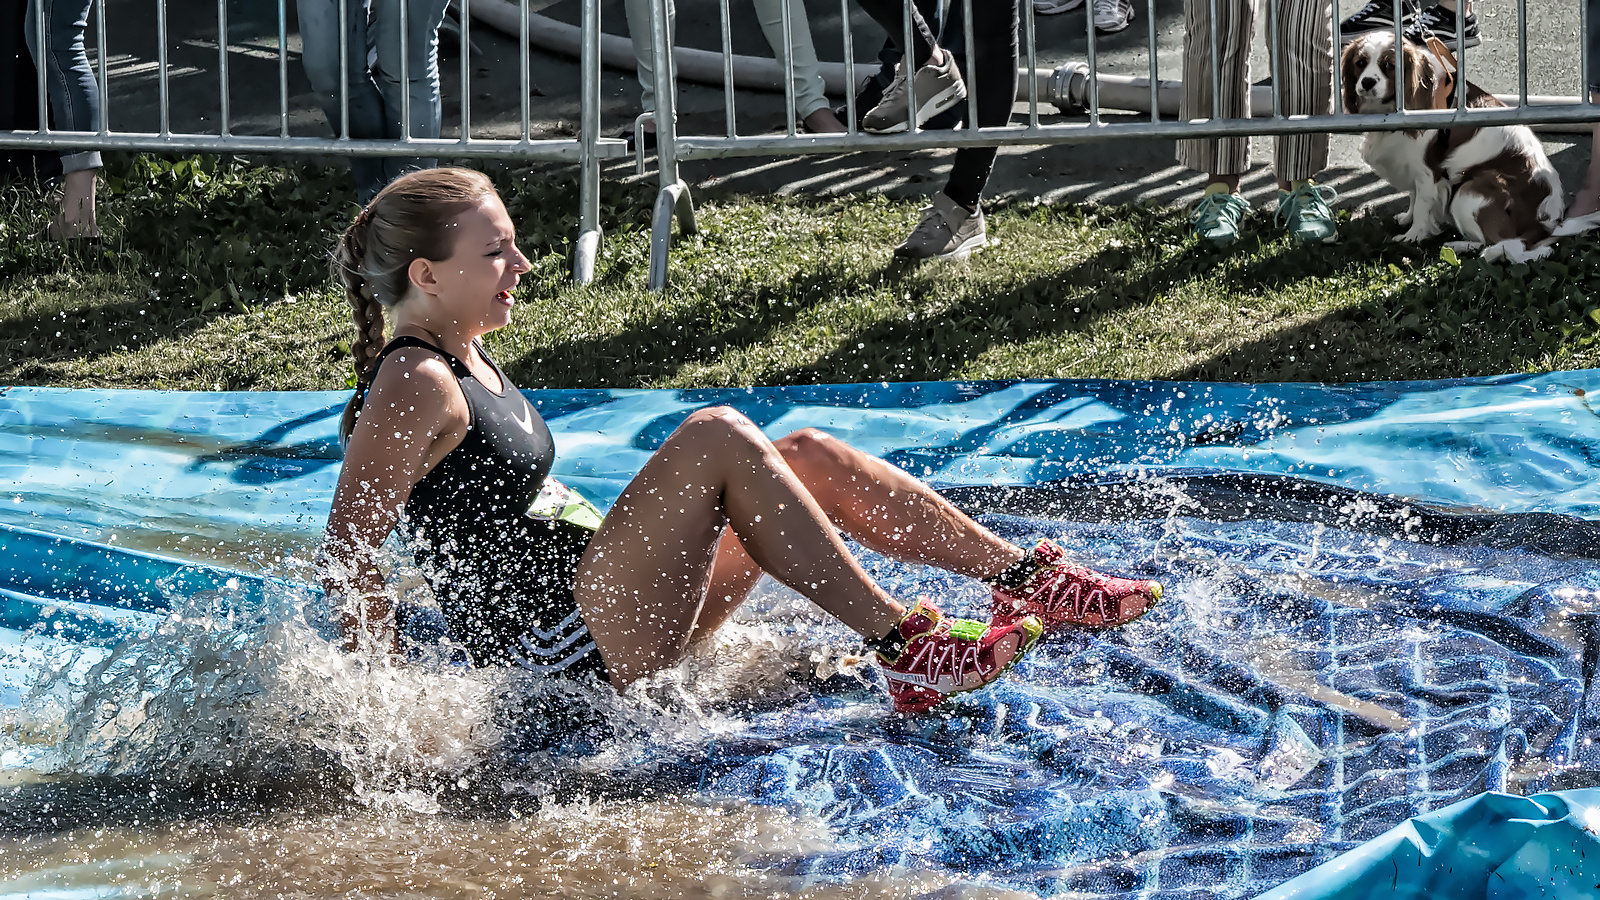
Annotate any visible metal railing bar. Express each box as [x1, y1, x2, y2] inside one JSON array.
[[1267, 0, 1280, 119], [0, 131, 629, 159], [781, 0, 796, 135], [1392, 0, 1404, 115], [218, 0, 231, 136], [400, 0, 411, 141], [158, 0, 172, 135], [34, 0, 47, 136], [1207, 0, 1219, 121], [962, 0, 976, 133], [278, 0, 289, 137], [840, 0, 857, 134], [461, 0, 472, 142], [1330, 0, 1340, 116], [1085, 0, 1099, 126], [339, 0, 350, 139], [1517, 0, 1527, 106], [1025, 0, 1038, 126], [1456, 0, 1465, 112], [576, 0, 602, 282], [1584, 0, 1591, 103], [97, 0, 109, 134], [520, 0, 530, 142], [721, 0, 736, 136], [651, 0, 679, 182], [903, 0, 917, 133], [652, 102, 1600, 157], [1146, 0, 1157, 123]]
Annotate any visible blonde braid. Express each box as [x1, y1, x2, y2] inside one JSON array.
[[336, 210, 386, 384]]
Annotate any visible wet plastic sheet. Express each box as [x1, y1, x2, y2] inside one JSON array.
[[5, 372, 1600, 897], [1254, 788, 1600, 900]]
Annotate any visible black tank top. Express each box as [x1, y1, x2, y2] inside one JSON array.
[[366, 336, 605, 679]]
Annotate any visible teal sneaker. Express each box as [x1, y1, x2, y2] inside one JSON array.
[[1189, 188, 1251, 247], [1276, 181, 1339, 244]]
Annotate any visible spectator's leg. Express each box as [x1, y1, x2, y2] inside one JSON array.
[[852, 0, 939, 70], [1176, 0, 1255, 246], [1176, 0, 1254, 182], [622, 0, 676, 130], [23, 0, 101, 238], [940, 0, 1019, 212], [1270, 0, 1332, 189], [372, 0, 451, 184], [1569, 0, 1600, 218], [752, 0, 843, 130], [295, 0, 389, 201], [1270, 0, 1337, 243]]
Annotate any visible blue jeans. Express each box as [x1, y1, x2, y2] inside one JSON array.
[[296, 0, 451, 202], [24, 0, 102, 174]]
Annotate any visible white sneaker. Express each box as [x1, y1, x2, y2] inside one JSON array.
[[1033, 0, 1085, 13], [1092, 0, 1134, 33]]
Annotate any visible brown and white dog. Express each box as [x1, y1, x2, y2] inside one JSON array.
[[1341, 32, 1600, 262]]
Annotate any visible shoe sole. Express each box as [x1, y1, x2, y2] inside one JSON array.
[[862, 83, 968, 135]]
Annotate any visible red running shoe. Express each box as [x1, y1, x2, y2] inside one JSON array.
[[991, 539, 1162, 632], [875, 598, 1042, 714]]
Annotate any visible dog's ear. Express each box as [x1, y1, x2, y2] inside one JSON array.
[[1339, 40, 1362, 114], [1402, 41, 1436, 110]]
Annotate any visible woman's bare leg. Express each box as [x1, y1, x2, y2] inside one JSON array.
[[685, 428, 1028, 646], [575, 407, 912, 686]]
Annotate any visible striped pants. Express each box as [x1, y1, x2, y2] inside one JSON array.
[[1176, 0, 1334, 181]]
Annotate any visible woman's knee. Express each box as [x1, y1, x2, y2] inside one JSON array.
[[773, 428, 852, 480], [673, 405, 764, 447]]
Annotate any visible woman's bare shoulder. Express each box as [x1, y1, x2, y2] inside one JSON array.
[[360, 348, 468, 432]]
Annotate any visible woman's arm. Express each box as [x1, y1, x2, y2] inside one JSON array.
[[320, 350, 469, 653]]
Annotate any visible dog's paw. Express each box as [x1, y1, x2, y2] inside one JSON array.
[[1395, 209, 1414, 227], [1392, 228, 1438, 244]]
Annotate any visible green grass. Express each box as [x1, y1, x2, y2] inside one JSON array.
[[5, 152, 1600, 391]]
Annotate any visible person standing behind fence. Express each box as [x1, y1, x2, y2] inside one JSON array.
[[1178, 0, 1338, 247], [848, 0, 1018, 260], [25, 0, 101, 240], [622, 0, 847, 136], [296, 0, 452, 203]]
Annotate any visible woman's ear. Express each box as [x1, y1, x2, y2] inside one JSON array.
[[408, 256, 441, 297]]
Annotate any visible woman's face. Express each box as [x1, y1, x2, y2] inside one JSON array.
[[414, 193, 531, 335]]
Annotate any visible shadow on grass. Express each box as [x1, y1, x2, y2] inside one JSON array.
[[1167, 228, 1600, 383]]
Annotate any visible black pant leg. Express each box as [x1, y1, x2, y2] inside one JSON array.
[[854, 0, 940, 70], [942, 0, 1020, 209]]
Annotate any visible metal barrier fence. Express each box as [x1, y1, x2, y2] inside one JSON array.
[[7, 0, 1600, 291], [642, 0, 1600, 289], [1, 0, 628, 283]]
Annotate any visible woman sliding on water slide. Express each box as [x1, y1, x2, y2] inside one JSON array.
[[318, 168, 1164, 713]]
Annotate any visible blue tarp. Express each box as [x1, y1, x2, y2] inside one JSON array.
[[3, 373, 1600, 897]]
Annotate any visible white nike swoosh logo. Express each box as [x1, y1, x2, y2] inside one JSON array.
[[510, 400, 535, 434]]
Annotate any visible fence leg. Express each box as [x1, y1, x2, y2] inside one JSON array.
[[573, 0, 604, 284], [648, 179, 696, 291], [644, 0, 698, 291]]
